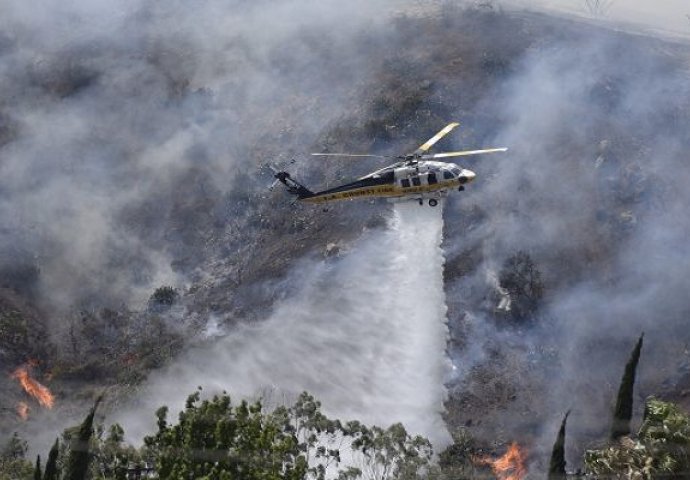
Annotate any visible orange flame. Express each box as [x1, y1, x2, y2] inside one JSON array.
[[11, 365, 55, 409], [16, 401, 29, 420], [476, 442, 527, 480]]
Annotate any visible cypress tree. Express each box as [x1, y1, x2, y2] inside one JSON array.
[[33, 455, 41, 480], [548, 410, 570, 479], [65, 395, 103, 480], [610, 333, 644, 440], [43, 439, 59, 480]]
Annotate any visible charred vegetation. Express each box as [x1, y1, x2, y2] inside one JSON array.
[[1, 3, 690, 477]]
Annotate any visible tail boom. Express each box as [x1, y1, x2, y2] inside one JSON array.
[[274, 172, 314, 199]]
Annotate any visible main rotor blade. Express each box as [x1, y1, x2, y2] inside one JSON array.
[[412, 122, 460, 155], [311, 153, 396, 159], [265, 163, 280, 174], [422, 147, 508, 159]]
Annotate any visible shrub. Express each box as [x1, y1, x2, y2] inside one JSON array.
[[498, 251, 544, 323], [148, 286, 179, 311]]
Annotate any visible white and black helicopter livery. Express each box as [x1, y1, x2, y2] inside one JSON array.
[[272, 122, 507, 207]]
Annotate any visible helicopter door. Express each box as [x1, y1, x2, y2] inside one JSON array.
[[396, 167, 417, 189]]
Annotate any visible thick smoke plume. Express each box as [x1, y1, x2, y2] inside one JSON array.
[[444, 9, 690, 468], [5, 0, 690, 471], [0, 0, 395, 311], [1, 0, 434, 452]]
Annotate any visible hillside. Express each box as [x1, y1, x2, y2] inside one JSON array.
[[2, 1, 690, 474]]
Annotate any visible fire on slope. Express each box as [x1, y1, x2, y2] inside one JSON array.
[[16, 401, 29, 420], [475, 442, 527, 480], [10, 361, 55, 413]]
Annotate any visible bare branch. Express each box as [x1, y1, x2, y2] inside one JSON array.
[[584, 0, 615, 17]]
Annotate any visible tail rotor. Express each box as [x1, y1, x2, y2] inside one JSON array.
[[263, 159, 296, 191], [262, 159, 313, 199]]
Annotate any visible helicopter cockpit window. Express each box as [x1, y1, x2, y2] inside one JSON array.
[[412, 177, 421, 187], [377, 171, 395, 183], [443, 170, 454, 180], [401, 178, 411, 188], [428, 172, 437, 184], [450, 166, 462, 175]]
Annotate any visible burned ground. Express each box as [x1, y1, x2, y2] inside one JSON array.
[[2, 3, 690, 471]]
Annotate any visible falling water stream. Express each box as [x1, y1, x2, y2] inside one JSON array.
[[118, 201, 451, 448]]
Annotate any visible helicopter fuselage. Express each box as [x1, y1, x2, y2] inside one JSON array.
[[272, 122, 505, 206], [300, 161, 475, 204]]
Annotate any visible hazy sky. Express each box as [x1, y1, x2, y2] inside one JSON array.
[[505, 0, 690, 36]]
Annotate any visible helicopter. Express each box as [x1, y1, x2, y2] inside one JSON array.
[[271, 122, 507, 207]]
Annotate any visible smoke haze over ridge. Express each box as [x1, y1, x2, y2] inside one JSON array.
[[443, 15, 690, 467], [0, 0, 397, 311], [115, 202, 452, 449], [3, 0, 690, 472]]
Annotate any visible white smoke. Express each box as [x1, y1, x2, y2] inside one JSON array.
[[116, 201, 452, 449], [440, 3, 690, 468], [0, 0, 400, 310]]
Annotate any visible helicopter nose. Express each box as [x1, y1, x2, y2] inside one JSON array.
[[458, 169, 476, 184]]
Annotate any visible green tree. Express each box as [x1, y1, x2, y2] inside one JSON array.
[[148, 286, 179, 311], [33, 455, 41, 480], [42, 439, 59, 480], [611, 334, 644, 440], [5, 390, 434, 480], [434, 428, 478, 479], [548, 411, 570, 479], [0, 433, 33, 480], [638, 398, 690, 474], [586, 398, 690, 478], [285, 392, 349, 479], [1, 433, 28, 460], [144, 388, 346, 479], [143, 389, 433, 480], [498, 250, 544, 322], [342, 422, 432, 480], [65, 395, 103, 480], [92, 424, 141, 480]]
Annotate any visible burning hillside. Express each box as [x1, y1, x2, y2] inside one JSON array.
[[476, 442, 528, 480], [10, 362, 55, 411], [1, 1, 690, 478], [15, 402, 29, 421]]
